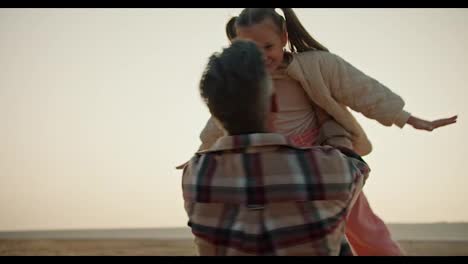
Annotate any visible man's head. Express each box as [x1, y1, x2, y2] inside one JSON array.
[[199, 40, 273, 135]]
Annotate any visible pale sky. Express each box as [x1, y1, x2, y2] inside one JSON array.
[[0, 8, 467, 231]]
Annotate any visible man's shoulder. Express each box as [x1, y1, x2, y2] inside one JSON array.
[[195, 133, 306, 154]]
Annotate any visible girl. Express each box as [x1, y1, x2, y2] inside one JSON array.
[[198, 8, 457, 256]]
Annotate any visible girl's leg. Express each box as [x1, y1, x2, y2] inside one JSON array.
[[345, 192, 405, 256]]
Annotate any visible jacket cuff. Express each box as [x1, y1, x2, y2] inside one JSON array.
[[394, 110, 411, 128]]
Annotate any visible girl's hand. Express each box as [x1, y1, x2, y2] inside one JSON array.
[[407, 115, 458, 131]]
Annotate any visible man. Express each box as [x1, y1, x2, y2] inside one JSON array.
[[180, 40, 370, 256]]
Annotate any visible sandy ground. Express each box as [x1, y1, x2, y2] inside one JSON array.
[[1, 239, 468, 256]]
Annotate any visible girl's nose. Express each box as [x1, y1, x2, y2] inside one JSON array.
[[259, 49, 267, 60]]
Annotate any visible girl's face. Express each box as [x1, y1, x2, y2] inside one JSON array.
[[236, 18, 288, 73]]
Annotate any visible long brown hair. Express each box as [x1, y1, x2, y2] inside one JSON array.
[[226, 8, 329, 53]]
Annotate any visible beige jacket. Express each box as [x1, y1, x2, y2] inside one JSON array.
[[199, 51, 410, 156]]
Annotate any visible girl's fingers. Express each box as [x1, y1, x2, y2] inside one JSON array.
[[432, 117, 458, 130]]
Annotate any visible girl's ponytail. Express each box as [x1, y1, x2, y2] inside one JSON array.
[[279, 8, 329, 52], [225, 16, 237, 41]]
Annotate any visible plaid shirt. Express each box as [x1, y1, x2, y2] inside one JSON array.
[[181, 133, 369, 256]]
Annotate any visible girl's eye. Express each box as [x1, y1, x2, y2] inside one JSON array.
[[265, 44, 273, 50]]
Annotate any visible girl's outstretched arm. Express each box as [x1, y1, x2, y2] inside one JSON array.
[[406, 115, 458, 131], [318, 52, 458, 132]]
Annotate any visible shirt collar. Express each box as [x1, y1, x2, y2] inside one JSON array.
[[196, 133, 308, 154]]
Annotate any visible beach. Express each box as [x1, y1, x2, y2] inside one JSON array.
[[2, 224, 468, 256], [1, 239, 468, 256]]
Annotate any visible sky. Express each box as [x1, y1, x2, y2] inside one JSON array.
[[0, 8, 467, 231]]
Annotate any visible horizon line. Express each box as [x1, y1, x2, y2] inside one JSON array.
[[2, 221, 468, 234]]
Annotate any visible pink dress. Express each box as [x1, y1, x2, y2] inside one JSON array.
[[270, 66, 404, 256]]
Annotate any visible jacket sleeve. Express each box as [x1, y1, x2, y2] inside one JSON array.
[[198, 116, 225, 151], [320, 52, 411, 128], [317, 119, 354, 149]]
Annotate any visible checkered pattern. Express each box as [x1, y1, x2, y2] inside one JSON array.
[[181, 133, 369, 255]]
